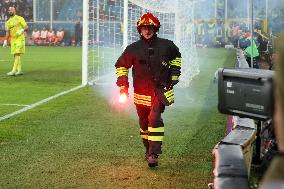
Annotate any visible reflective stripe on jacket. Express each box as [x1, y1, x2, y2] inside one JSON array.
[[115, 36, 182, 106]]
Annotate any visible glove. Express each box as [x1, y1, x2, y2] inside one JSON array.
[[16, 29, 24, 36], [2, 40, 7, 48], [119, 86, 129, 103]]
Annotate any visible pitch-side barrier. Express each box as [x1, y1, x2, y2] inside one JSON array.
[[208, 49, 257, 189]]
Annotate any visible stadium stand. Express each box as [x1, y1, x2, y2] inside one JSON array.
[[35, 0, 50, 21], [54, 0, 83, 21], [0, 0, 33, 21], [0, 0, 282, 48], [0, 25, 5, 41]]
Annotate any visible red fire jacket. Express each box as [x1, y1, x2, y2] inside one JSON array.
[[115, 36, 182, 106]]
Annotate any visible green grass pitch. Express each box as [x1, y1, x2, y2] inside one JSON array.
[[0, 46, 236, 188]]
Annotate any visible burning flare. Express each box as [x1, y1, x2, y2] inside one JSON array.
[[119, 93, 128, 103]]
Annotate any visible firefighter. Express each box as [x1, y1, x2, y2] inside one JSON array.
[[115, 12, 182, 167]]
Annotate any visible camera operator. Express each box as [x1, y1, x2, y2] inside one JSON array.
[[260, 33, 284, 188]]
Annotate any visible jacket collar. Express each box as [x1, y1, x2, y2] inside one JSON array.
[[140, 34, 158, 46]]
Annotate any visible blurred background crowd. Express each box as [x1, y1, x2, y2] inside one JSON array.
[[0, 0, 283, 50]]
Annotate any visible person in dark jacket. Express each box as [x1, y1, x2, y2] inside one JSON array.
[[239, 32, 260, 68], [74, 20, 82, 46], [115, 12, 182, 167]]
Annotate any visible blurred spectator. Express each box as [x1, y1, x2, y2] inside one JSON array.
[[0, 25, 6, 45], [55, 28, 65, 46], [206, 19, 216, 47], [215, 20, 224, 46], [232, 25, 241, 48], [53, 0, 82, 21], [74, 20, 82, 46], [30, 28, 40, 45], [47, 28, 55, 46], [0, 0, 33, 21], [238, 32, 248, 49], [242, 33, 260, 68], [196, 20, 205, 47], [39, 27, 48, 45]]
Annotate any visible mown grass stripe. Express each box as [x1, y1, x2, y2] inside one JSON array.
[[0, 104, 29, 107], [0, 85, 84, 122]]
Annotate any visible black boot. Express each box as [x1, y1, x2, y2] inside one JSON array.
[[143, 139, 149, 160], [147, 154, 158, 167]]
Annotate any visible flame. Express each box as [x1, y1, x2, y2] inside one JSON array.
[[119, 93, 128, 103]]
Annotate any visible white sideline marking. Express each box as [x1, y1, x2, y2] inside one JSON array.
[[0, 85, 84, 122], [0, 104, 29, 107], [0, 60, 8, 62]]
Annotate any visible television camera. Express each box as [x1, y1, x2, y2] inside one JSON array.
[[218, 68, 277, 165]]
